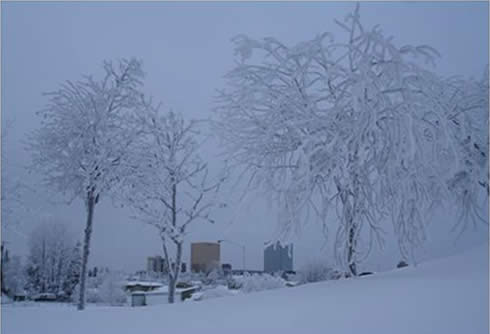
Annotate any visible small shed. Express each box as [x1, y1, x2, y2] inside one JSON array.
[[123, 281, 163, 293], [131, 286, 198, 307]]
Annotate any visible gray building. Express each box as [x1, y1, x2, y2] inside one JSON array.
[[147, 256, 167, 273], [264, 242, 293, 273]]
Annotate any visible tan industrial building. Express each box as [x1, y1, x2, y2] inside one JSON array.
[[190, 242, 220, 273]]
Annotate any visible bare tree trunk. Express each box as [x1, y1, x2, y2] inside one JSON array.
[[168, 276, 176, 304], [347, 166, 360, 277], [336, 181, 358, 277], [167, 242, 183, 304], [77, 193, 95, 311], [347, 222, 357, 277], [1, 243, 7, 295], [167, 180, 181, 304], [41, 240, 46, 292], [0, 244, 3, 295]]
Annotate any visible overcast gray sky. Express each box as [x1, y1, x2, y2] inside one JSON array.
[[2, 1, 488, 273]]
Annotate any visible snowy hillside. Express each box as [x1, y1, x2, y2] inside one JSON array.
[[2, 243, 488, 334]]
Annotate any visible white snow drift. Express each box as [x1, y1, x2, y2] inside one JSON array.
[[2, 242, 488, 334]]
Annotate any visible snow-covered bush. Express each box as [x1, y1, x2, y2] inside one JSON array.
[[226, 277, 242, 290], [24, 221, 81, 299], [202, 268, 227, 286], [72, 272, 127, 306], [236, 274, 286, 293], [72, 272, 104, 303], [71, 285, 100, 304], [98, 273, 127, 306], [192, 285, 237, 301], [297, 261, 341, 284], [203, 268, 220, 284]]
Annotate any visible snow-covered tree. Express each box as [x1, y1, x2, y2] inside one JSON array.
[[24, 221, 81, 299], [439, 72, 489, 233], [3, 254, 26, 297], [63, 241, 82, 298], [216, 5, 488, 275], [28, 58, 148, 309], [122, 108, 225, 303]]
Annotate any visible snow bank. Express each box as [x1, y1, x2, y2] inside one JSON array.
[[191, 285, 238, 301], [2, 243, 488, 334]]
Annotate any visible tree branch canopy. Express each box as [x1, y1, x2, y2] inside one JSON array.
[[216, 5, 489, 272], [121, 106, 226, 300], [28, 58, 147, 206]]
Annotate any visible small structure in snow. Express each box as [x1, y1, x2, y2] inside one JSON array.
[[130, 285, 199, 307], [31, 293, 57, 302], [123, 281, 163, 293]]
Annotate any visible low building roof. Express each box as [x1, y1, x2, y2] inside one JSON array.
[[131, 285, 197, 295], [124, 281, 164, 287]]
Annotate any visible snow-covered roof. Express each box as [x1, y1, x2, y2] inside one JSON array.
[[132, 285, 197, 295], [124, 281, 164, 287]]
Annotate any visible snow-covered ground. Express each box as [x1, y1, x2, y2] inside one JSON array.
[[2, 243, 488, 334]]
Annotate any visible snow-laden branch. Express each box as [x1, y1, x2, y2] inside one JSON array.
[[121, 106, 226, 302], [216, 5, 488, 274], [28, 58, 147, 206], [28, 58, 149, 310]]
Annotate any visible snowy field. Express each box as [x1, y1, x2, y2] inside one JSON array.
[[2, 243, 488, 334]]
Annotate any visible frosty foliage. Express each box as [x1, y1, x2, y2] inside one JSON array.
[[297, 260, 341, 284], [216, 5, 489, 274], [97, 272, 127, 306], [3, 255, 26, 297], [235, 273, 286, 293], [121, 107, 225, 303], [28, 58, 149, 309], [24, 221, 81, 299], [28, 58, 146, 205], [203, 267, 226, 286], [72, 270, 126, 306]]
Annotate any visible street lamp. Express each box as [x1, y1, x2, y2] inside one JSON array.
[[217, 239, 246, 271]]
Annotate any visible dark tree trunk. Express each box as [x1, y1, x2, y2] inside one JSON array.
[[41, 240, 46, 292], [1, 243, 8, 295], [167, 180, 182, 304], [168, 278, 175, 304], [347, 223, 357, 276], [167, 242, 183, 304], [337, 179, 358, 277], [77, 193, 96, 311]]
